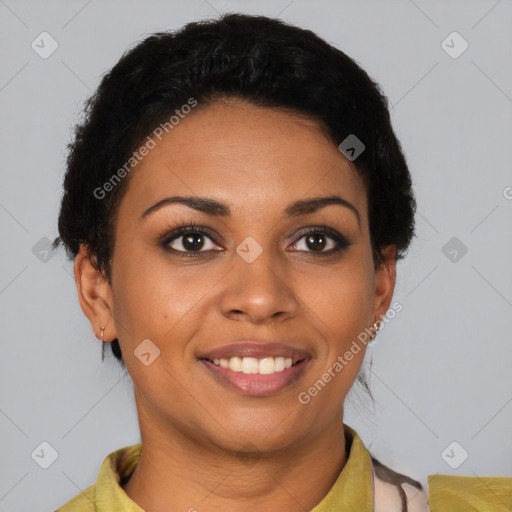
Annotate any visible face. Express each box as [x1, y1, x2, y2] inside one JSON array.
[[76, 98, 396, 453]]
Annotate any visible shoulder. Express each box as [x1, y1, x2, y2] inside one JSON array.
[[372, 457, 430, 512], [427, 474, 512, 510], [373, 459, 512, 511], [53, 443, 143, 511], [53, 483, 96, 511]]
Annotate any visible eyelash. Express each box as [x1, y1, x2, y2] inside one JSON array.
[[158, 220, 351, 258]]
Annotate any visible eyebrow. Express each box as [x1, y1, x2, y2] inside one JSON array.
[[139, 194, 360, 227]]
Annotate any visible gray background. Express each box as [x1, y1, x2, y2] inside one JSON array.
[[1, 0, 511, 510]]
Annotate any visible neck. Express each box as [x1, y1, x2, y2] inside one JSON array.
[[123, 401, 347, 512]]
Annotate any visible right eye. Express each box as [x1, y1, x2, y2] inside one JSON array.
[[160, 225, 223, 258]]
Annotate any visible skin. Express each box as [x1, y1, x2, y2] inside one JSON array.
[[74, 98, 396, 512]]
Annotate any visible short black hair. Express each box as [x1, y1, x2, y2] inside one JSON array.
[[53, 12, 416, 367]]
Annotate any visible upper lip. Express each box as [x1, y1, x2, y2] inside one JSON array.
[[197, 341, 313, 364]]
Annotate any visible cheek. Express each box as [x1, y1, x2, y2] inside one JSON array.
[[110, 244, 216, 349], [309, 262, 374, 328], [302, 258, 374, 393]]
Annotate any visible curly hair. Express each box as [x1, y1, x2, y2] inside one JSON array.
[[52, 12, 416, 367]]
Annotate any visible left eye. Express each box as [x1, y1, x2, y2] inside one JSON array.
[[291, 230, 343, 253]]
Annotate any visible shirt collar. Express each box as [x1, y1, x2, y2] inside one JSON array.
[[95, 442, 144, 511], [311, 424, 374, 511], [95, 423, 374, 511]]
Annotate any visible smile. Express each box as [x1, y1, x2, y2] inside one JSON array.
[[199, 356, 311, 396], [209, 356, 295, 374], [197, 341, 313, 396]]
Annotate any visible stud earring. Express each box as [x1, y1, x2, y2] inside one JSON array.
[[370, 318, 383, 342]]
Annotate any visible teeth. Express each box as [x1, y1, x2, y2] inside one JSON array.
[[211, 356, 300, 375], [274, 356, 285, 372], [241, 357, 259, 374], [259, 357, 275, 375], [228, 357, 242, 372]]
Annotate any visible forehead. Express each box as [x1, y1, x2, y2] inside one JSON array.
[[120, 99, 367, 221]]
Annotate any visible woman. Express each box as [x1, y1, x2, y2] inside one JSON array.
[[52, 13, 511, 511]]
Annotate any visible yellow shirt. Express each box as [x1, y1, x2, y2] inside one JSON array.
[[55, 424, 512, 511]]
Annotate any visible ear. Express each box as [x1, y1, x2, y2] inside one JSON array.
[[74, 244, 117, 341], [372, 244, 397, 324]]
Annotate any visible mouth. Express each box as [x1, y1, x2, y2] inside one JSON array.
[[197, 342, 313, 396]]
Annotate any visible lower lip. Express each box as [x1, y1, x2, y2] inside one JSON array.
[[200, 359, 310, 396]]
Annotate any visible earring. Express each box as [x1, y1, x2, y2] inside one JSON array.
[[100, 326, 105, 363], [370, 318, 382, 341]]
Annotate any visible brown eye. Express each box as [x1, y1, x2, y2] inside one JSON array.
[[305, 233, 328, 251], [166, 230, 219, 254], [159, 223, 223, 258], [290, 226, 350, 254], [180, 233, 205, 251]]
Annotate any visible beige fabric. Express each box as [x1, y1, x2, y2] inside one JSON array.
[[373, 464, 430, 512]]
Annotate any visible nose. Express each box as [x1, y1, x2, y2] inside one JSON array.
[[218, 245, 300, 325]]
